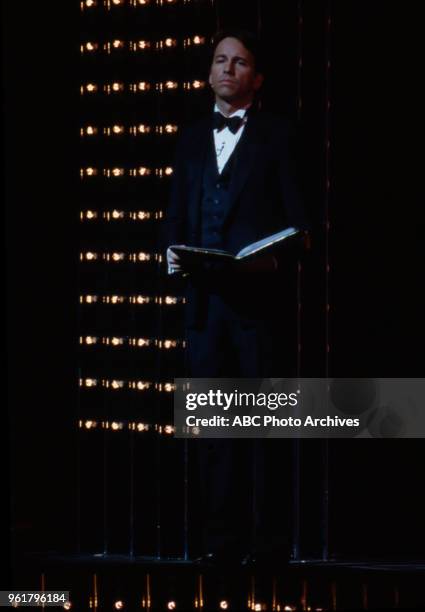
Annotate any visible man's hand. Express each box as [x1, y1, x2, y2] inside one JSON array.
[[167, 246, 184, 275]]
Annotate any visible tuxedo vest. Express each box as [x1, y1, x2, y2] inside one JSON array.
[[200, 135, 238, 250]]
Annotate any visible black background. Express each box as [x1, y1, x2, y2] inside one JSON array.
[[3, 0, 424, 583]]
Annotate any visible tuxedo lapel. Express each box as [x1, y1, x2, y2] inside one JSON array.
[[223, 113, 263, 224], [186, 117, 212, 235]]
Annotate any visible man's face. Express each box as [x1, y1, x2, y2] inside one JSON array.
[[209, 37, 263, 105]]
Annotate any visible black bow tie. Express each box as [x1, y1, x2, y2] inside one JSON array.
[[213, 112, 245, 134]]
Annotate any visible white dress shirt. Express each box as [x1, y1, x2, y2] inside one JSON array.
[[213, 104, 249, 174]]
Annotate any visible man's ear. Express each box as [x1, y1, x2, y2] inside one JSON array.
[[254, 72, 264, 91], [208, 72, 213, 87]]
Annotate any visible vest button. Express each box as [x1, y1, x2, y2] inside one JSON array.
[[216, 183, 221, 189], [214, 199, 219, 205]]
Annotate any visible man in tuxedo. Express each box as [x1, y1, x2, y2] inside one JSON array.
[[164, 30, 307, 563]]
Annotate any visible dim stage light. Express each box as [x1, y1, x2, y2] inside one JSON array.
[[80, 295, 98, 304], [83, 378, 98, 387], [81, 167, 98, 177], [130, 211, 152, 220], [130, 81, 151, 92], [84, 41, 98, 52], [81, 252, 98, 261], [111, 337, 124, 346], [133, 124, 152, 134], [135, 338, 151, 346]]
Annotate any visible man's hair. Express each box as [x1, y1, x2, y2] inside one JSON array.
[[211, 29, 264, 74]]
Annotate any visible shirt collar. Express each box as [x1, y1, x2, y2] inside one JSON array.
[[213, 103, 250, 119]]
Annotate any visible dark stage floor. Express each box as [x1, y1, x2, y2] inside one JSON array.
[[11, 552, 425, 610]]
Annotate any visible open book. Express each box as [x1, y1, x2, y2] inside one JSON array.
[[168, 226, 300, 272]]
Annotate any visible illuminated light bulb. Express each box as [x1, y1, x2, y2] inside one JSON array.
[[111, 210, 124, 219], [85, 42, 97, 51], [137, 81, 150, 91], [136, 423, 147, 431], [85, 336, 98, 344], [85, 83, 97, 93], [165, 38, 176, 47], [111, 337, 123, 345], [111, 421, 123, 430], [113, 39, 124, 48], [164, 425, 174, 434], [84, 295, 97, 303], [165, 124, 177, 133], [112, 0, 123, 4], [63, 602, 72, 610], [135, 211, 150, 220], [112, 168, 125, 177], [219, 602, 228, 610], [86, 126, 97, 135], [284, 607, 296, 612], [164, 383, 175, 392], [137, 252, 150, 261], [136, 381, 150, 390], [84, 420, 97, 429], [110, 295, 121, 304], [111, 381, 124, 390], [113, 602, 124, 610], [85, 379, 97, 387], [136, 296, 149, 304], [85, 167, 97, 176], [85, 252, 98, 260], [167, 602, 176, 611], [137, 338, 149, 346], [138, 166, 150, 176], [165, 80, 178, 89], [165, 167, 173, 175], [86, 210, 97, 219], [85, 0, 95, 6], [112, 125, 124, 134], [137, 124, 151, 133], [193, 35, 204, 45], [163, 340, 174, 349], [165, 296, 177, 305], [112, 82, 123, 92], [192, 80, 203, 89], [137, 40, 150, 49]]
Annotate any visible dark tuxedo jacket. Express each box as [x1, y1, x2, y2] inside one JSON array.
[[163, 107, 308, 329]]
